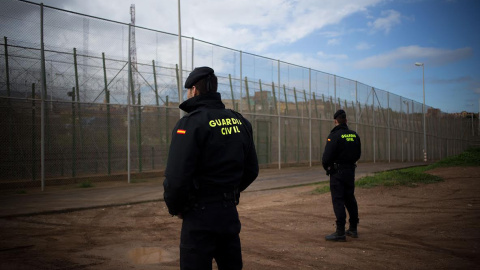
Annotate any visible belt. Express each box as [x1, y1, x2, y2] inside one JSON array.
[[333, 163, 357, 170], [196, 190, 238, 204]]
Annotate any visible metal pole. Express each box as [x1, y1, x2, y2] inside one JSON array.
[[355, 81, 358, 132], [102, 52, 111, 175], [277, 60, 281, 169], [372, 87, 375, 163], [40, 4, 46, 191], [401, 98, 403, 162], [334, 75, 337, 111], [422, 64, 427, 162], [240, 51, 243, 113], [192, 37, 195, 70], [388, 92, 390, 162], [309, 68, 312, 167], [229, 74, 235, 108], [127, 24, 132, 184], [32, 83, 36, 181], [71, 87, 76, 178], [4, 37, 10, 98], [177, 0, 184, 118]]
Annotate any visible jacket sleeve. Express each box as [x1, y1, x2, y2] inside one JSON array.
[[238, 119, 259, 192], [163, 117, 200, 215], [322, 133, 337, 171], [356, 133, 362, 162]]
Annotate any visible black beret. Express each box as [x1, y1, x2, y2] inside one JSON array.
[[184, 67, 214, 88], [334, 109, 346, 119]]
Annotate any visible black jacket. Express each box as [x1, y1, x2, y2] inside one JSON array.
[[163, 92, 259, 215], [322, 123, 361, 171]]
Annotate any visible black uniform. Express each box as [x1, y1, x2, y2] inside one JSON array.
[[322, 122, 361, 232], [163, 92, 259, 270]]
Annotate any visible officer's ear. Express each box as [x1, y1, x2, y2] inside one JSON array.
[[192, 86, 200, 97]]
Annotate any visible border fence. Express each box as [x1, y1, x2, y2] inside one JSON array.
[[1, 0, 479, 190]]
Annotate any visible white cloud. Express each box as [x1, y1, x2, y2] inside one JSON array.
[[356, 41, 373, 50], [367, 9, 401, 34], [30, 0, 384, 54], [327, 39, 341, 46], [317, 51, 348, 60], [353, 45, 473, 69]]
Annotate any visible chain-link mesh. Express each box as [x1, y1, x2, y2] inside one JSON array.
[[0, 0, 478, 189]]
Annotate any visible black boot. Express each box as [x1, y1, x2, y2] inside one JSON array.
[[346, 224, 358, 238], [325, 230, 346, 242], [346, 228, 358, 238]]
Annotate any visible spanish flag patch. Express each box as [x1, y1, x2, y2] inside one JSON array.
[[177, 129, 186, 135]]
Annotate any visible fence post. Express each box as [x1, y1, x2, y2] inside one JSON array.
[[127, 24, 132, 183], [244, 77, 251, 112], [32, 83, 36, 181], [259, 79, 265, 113], [73, 48, 83, 148], [333, 75, 337, 111], [4, 37, 10, 98], [277, 60, 281, 169], [40, 3, 47, 191], [313, 92, 321, 161], [153, 60, 162, 168], [229, 74, 235, 110], [102, 52, 111, 175], [240, 51, 243, 113], [308, 68, 312, 167], [293, 87, 300, 162], [388, 92, 390, 163], [372, 87, 376, 163], [70, 87, 76, 177], [138, 92, 142, 172], [283, 84, 288, 164]]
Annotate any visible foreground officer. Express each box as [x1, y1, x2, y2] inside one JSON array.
[[322, 109, 361, 241], [163, 66, 259, 269]]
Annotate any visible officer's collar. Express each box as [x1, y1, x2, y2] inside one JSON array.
[[332, 123, 349, 131], [179, 92, 225, 113]]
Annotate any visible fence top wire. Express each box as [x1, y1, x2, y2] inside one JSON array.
[[5, 0, 442, 115]]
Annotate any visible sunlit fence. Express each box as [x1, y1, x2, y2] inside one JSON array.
[[1, 0, 478, 189]]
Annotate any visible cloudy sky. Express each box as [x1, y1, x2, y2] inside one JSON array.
[[14, 0, 480, 112]]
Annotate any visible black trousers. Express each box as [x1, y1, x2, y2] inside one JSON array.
[[180, 200, 242, 270], [329, 168, 359, 230]]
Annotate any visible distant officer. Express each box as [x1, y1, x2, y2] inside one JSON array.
[[322, 109, 361, 241], [163, 67, 259, 269]]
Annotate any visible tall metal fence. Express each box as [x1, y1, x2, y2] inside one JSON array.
[[1, 0, 478, 189]]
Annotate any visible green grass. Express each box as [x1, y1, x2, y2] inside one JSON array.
[[312, 183, 330, 194], [313, 147, 480, 194], [78, 181, 94, 188], [355, 169, 443, 188], [425, 147, 480, 169]]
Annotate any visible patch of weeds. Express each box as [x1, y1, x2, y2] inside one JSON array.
[[426, 147, 480, 169], [356, 168, 443, 189], [312, 183, 330, 194]]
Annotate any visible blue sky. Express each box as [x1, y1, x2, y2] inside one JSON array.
[[23, 0, 480, 112]]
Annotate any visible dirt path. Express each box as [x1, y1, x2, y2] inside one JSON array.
[[1, 167, 479, 269]]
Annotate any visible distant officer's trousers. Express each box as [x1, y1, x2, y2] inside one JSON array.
[[329, 168, 359, 230], [180, 200, 242, 270]]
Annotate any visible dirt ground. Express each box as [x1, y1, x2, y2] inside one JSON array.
[[0, 167, 479, 270]]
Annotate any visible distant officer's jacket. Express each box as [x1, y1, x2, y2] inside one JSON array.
[[163, 92, 259, 216], [322, 123, 361, 171]]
